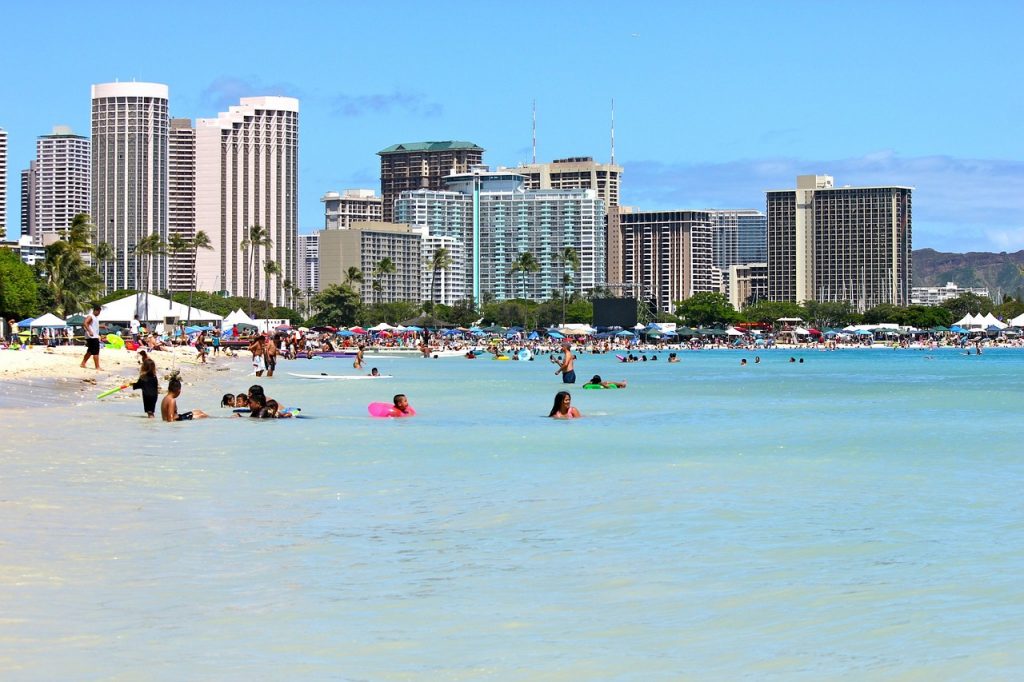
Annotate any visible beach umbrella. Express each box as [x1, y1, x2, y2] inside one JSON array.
[[615, 330, 635, 337], [349, 326, 367, 334], [482, 325, 506, 333], [336, 329, 355, 337], [547, 330, 564, 339], [404, 325, 423, 332], [66, 314, 86, 325], [528, 331, 540, 340]]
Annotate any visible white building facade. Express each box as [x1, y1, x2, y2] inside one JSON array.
[[194, 97, 299, 305], [31, 126, 91, 244], [297, 233, 319, 294], [168, 118, 196, 294], [0, 128, 8, 239], [321, 189, 382, 229], [91, 82, 169, 293]]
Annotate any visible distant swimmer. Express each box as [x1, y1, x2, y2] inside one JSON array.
[[161, 377, 208, 422], [754, 356, 761, 364], [353, 344, 365, 370], [368, 367, 380, 376], [368, 394, 416, 418], [549, 390, 582, 419], [583, 374, 627, 389], [668, 353, 680, 363]]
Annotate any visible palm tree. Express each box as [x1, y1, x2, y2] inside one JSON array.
[[428, 246, 453, 305], [344, 266, 364, 288], [166, 233, 191, 300], [511, 251, 540, 300], [282, 278, 295, 310], [263, 260, 282, 317], [40, 215, 104, 316], [239, 224, 272, 316], [132, 233, 166, 322], [555, 247, 581, 325], [185, 230, 213, 325], [372, 257, 395, 304]]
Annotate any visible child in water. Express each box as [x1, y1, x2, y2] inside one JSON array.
[[132, 358, 159, 418]]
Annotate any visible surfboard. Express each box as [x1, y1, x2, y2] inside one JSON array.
[[288, 372, 392, 380]]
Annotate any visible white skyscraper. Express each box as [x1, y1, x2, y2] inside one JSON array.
[[0, 127, 8, 239], [194, 97, 299, 305], [32, 126, 91, 244], [91, 82, 169, 293]]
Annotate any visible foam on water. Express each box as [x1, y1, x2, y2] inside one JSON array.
[[2, 348, 1023, 678]]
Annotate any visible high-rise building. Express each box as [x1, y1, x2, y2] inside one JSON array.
[[420, 233, 465, 305], [194, 97, 299, 305], [297, 233, 319, 294], [167, 118, 196, 294], [91, 82, 169, 293], [378, 141, 484, 222], [709, 209, 766, 271], [512, 156, 622, 210], [0, 127, 8, 239], [395, 168, 605, 303], [321, 189, 382, 229], [31, 126, 91, 244], [615, 210, 715, 314], [318, 222, 421, 303], [21, 162, 36, 239], [766, 175, 912, 309], [728, 262, 768, 310]]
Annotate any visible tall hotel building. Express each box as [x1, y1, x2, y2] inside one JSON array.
[[194, 97, 299, 305], [766, 175, 912, 309], [297, 233, 320, 294], [614, 210, 715, 314], [21, 163, 36, 238], [29, 126, 91, 244], [513, 156, 622, 210], [394, 168, 605, 303], [168, 118, 196, 293], [91, 82, 169, 293], [0, 127, 8, 239], [378, 141, 483, 222], [709, 209, 766, 271]]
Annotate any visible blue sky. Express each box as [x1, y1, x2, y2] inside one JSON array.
[[2, 0, 1023, 252]]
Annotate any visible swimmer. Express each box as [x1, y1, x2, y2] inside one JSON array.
[[392, 393, 414, 416], [234, 393, 248, 407], [668, 353, 679, 363], [740, 358, 747, 366], [549, 391, 582, 419], [220, 393, 236, 407], [754, 356, 761, 364], [161, 377, 208, 422], [368, 367, 380, 377], [583, 374, 627, 389]]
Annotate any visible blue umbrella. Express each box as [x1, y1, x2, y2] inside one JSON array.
[[614, 330, 635, 337], [336, 329, 355, 337], [404, 325, 423, 332], [548, 330, 564, 339], [527, 331, 540, 340]]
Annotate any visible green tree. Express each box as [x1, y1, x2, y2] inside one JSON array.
[[240, 224, 272, 316], [428, 246, 453, 304], [554, 246, 581, 325], [741, 300, 807, 326], [941, 292, 994, 319], [132, 233, 166, 321], [39, 214, 104, 316], [434, 299, 479, 327], [263, 259, 282, 317], [674, 292, 739, 328], [901, 305, 954, 328], [358, 301, 421, 326], [371, 257, 396, 303], [861, 303, 904, 325], [803, 300, 859, 329], [184, 231, 213, 324], [166, 233, 191, 300], [510, 251, 540, 300], [995, 295, 1024, 322], [309, 284, 361, 327], [0, 250, 40, 319]]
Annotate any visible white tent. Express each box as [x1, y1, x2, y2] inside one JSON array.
[[369, 322, 395, 331], [223, 308, 257, 327], [953, 313, 980, 328], [726, 326, 744, 336], [980, 312, 1007, 330], [794, 327, 811, 335], [1009, 312, 1024, 327], [93, 294, 223, 325], [29, 313, 67, 327]]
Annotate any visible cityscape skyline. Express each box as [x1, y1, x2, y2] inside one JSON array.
[[1, 1, 1023, 253]]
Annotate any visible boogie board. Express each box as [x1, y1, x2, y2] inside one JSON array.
[[288, 372, 392, 380]]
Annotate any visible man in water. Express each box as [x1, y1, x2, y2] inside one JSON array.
[[80, 305, 103, 370], [265, 334, 278, 377], [161, 377, 208, 422], [554, 341, 576, 384], [392, 394, 413, 416]]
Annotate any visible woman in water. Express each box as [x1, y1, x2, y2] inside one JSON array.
[[132, 358, 160, 418], [549, 391, 582, 419]]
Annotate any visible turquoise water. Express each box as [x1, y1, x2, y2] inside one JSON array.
[[2, 349, 1023, 679]]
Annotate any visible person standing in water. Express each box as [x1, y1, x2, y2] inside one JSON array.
[[554, 341, 576, 384], [132, 357, 160, 418]]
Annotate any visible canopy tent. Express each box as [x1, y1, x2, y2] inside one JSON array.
[[725, 326, 744, 336], [223, 309, 257, 327], [1010, 312, 1024, 327], [953, 313, 981, 328], [980, 312, 1007, 329], [369, 322, 395, 331], [17, 317, 35, 327], [29, 313, 68, 328], [93, 294, 223, 325]]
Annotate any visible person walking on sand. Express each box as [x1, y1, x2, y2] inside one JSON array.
[[553, 341, 576, 384], [80, 305, 103, 370]]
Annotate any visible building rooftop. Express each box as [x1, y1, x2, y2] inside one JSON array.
[[378, 141, 484, 155]]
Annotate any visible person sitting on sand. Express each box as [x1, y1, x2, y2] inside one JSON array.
[[161, 377, 208, 422], [549, 391, 582, 419], [583, 374, 627, 389]]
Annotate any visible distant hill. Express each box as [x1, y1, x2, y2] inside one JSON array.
[[912, 249, 1024, 299]]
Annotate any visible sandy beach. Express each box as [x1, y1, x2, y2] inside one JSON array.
[[0, 345, 239, 409]]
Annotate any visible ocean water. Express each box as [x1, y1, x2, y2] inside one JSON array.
[[2, 348, 1023, 680]]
